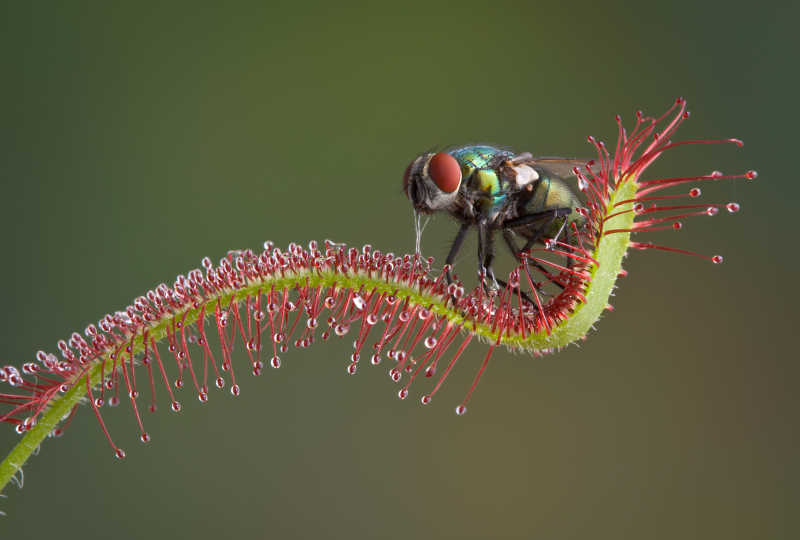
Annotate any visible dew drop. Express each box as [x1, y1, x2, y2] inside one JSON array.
[[425, 366, 435, 378], [398, 389, 408, 400], [306, 317, 318, 329], [726, 202, 740, 213], [94, 398, 104, 407], [672, 222, 682, 230], [115, 448, 126, 459], [420, 395, 432, 405], [334, 324, 349, 336], [140, 432, 151, 443], [351, 353, 360, 363], [389, 368, 401, 382], [352, 295, 366, 311], [455, 404, 467, 416], [706, 207, 719, 216], [271, 356, 281, 369], [280, 343, 288, 353], [174, 379, 184, 389], [745, 170, 758, 180], [346, 363, 357, 375], [712, 255, 724, 264], [366, 313, 378, 325], [689, 188, 701, 198], [370, 354, 381, 365], [171, 401, 182, 412], [215, 376, 225, 388], [231, 384, 240, 396], [198, 392, 208, 403]]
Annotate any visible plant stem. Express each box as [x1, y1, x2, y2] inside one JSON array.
[[0, 180, 636, 493]]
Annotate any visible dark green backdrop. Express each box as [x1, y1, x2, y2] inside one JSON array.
[[1, 2, 796, 539]]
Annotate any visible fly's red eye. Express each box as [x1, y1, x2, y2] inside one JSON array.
[[428, 153, 461, 193]]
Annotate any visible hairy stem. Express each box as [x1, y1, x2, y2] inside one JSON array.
[[0, 181, 636, 493]]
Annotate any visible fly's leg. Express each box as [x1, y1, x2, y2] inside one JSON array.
[[505, 207, 572, 254], [503, 208, 573, 299], [477, 223, 499, 294], [444, 223, 471, 302], [501, 230, 558, 302]]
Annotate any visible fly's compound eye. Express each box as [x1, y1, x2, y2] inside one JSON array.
[[428, 153, 461, 193]]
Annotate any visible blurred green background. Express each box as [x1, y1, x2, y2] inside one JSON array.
[[1, 2, 796, 539]]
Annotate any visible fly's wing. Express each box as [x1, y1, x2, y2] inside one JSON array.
[[501, 155, 597, 191], [525, 157, 599, 180]]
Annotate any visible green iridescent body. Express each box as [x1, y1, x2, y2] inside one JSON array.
[[448, 145, 585, 238]]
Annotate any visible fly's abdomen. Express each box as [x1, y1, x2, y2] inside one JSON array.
[[521, 176, 585, 239]]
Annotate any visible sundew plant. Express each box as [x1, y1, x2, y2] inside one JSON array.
[[0, 99, 755, 498]]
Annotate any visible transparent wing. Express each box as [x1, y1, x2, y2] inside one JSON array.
[[510, 155, 598, 180]]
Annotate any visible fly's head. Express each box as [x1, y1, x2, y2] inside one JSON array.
[[402, 152, 463, 214]]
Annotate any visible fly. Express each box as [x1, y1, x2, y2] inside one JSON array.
[[402, 145, 592, 299]]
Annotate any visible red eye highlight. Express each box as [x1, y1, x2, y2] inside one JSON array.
[[428, 153, 461, 193]]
